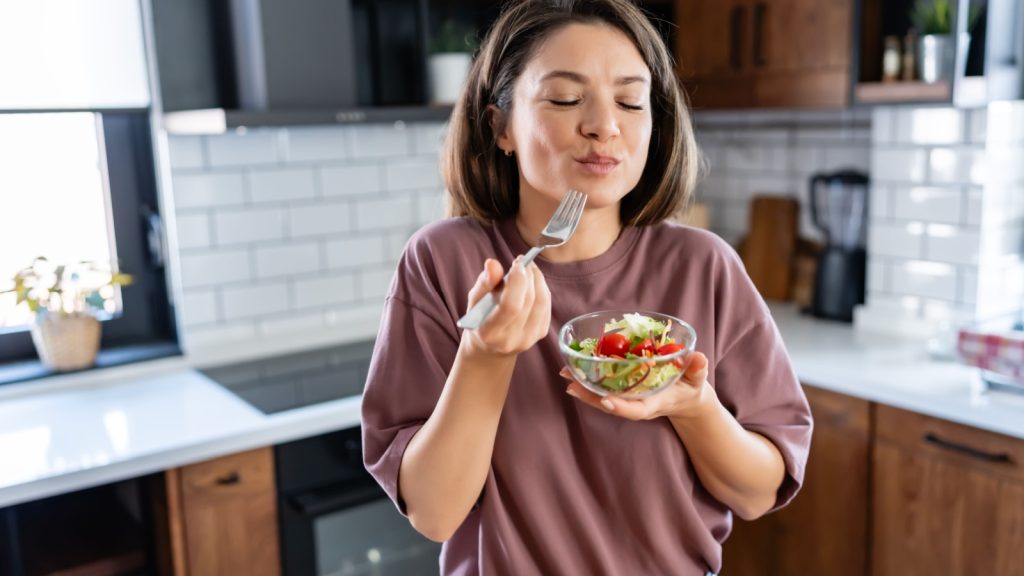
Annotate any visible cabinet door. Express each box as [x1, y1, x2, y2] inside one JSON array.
[[722, 385, 870, 576], [675, 0, 756, 108], [873, 405, 1024, 576], [160, 447, 282, 576]]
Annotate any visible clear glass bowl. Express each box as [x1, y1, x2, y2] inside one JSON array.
[[558, 310, 697, 398]]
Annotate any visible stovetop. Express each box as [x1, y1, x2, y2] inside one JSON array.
[[200, 340, 375, 415]]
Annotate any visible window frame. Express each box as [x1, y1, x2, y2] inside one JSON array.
[[0, 111, 179, 371]]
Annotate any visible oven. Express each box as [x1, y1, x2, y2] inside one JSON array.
[[275, 427, 441, 576], [200, 341, 441, 576]]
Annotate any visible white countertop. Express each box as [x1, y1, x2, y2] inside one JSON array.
[[1, 304, 1022, 508]]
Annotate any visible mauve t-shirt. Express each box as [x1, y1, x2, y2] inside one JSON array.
[[361, 216, 812, 575]]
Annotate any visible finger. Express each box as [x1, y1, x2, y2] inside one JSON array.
[[683, 351, 709, 383], [522, 263, 550, 335], [490, 256, 529, 324], [466, 258, 504, 308], [595, 394, 655, 421]]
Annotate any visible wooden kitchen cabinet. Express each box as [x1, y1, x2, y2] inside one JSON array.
[[872, 405, 1024, 576], [675, 0, 853, 109], [722, 385, 870, 576], [152, 447, 281, 576]]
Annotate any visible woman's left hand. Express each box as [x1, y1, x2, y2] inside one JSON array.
[[560, 352, 715, 421]]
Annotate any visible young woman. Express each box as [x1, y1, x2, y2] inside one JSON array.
[[361, 1, 812, 574]]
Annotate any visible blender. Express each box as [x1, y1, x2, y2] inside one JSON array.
[[809, 170, 869, 322]]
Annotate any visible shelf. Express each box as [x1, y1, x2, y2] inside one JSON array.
[[163, 105, 455, 135], [854, 81, 951, 104]]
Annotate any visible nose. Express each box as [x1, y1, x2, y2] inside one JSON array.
[[578, 98, 620, 142]]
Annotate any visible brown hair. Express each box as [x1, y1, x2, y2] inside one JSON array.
[[441, 0, 700, 226]]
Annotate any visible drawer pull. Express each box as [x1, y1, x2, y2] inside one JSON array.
[[924, 433, 1012, 464], [216, 471, 241, 485]]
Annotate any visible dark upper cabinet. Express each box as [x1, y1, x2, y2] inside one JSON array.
[[676, 0, 854, 110]]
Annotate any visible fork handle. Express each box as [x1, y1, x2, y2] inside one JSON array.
[[456, 246, 545, 330]]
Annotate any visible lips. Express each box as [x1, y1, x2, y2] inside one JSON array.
[[576, 153, 621, 175]]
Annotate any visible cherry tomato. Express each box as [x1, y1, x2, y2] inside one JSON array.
[[597, 333, 630, 357], [630, 338, 656, 357], [655, 342, 685, 368]]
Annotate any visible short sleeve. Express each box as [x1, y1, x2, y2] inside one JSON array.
[[360, 254, 461, 515], [713, 318, 813, 512]]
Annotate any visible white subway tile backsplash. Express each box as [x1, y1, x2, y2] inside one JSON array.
[[206, 130, 279, 166], [248, 167, 317, 203], [986, 146, 1024, 185], [890, 186, 962, 224], [285, 127, 348, 162], [871, 148, 927, 182], [822, 146, 871, 172], [322, 164, 383, 196], [349, 124, 411, 158], [417, 191, 447, 225], [182, 322, 258, 352], [359, 267, 396, 300], [968, 107, 987, 144], [258, 311, 326, 337], [386, 160, 442, 191], [960, 266, 978, 304], [928, 147, 986, 185], [385, 231, 413, 263], [891, 260, 957, 300], [790, 146, 822, 176], [872, 108, 894, 144], [172, 172, 245, 209], [924, 224, 980, 265], [289, 202, 351, 237], [175, 212, 212, 250], [167, 136, 205, 169], [870, 184, 889, 219], [411, 123, 447, 156], [180, 290, 219, 327], [868, 222, 925, 259], [965, 187, 983, 227], [868, 259, 888, 293], [294, 273, 357, 308], [180, 249, 251, 288], [354, 196, 415, 231], [987, 100, 1024, 144], [326, 236, 386, 269], [255, 242, 321, 278], [896, 107, 964, 145], [215, 207, 285, 245], [222, 282, 289, 320]]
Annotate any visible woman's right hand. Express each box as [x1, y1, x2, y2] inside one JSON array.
[[461, 257, 551, 358]]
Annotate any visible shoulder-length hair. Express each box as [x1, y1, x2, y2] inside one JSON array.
[[442, 0, 700, 226]]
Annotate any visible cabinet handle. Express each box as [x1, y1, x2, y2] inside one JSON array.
[[923, 433, 1013, 464], [753, 2, 766, 67], [216, 471, 241, 485], [730, 5, 745, 69]]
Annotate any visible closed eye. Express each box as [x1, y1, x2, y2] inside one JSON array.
[[619, 102, 645, 111], [550, 99, 581, 107]]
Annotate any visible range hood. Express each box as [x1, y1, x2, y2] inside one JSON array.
[[157, 0, 447, 134]]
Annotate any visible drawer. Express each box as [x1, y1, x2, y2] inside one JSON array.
[[875, 404, 1024, 483], [180, 447, 275, 504]]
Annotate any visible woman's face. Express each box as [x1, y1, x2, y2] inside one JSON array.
[[496, 22, 653, 213]]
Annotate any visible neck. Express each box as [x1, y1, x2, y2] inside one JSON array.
[[515, 198, 622, 263]]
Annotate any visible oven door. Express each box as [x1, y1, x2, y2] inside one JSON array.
[[276, 429, 441, 576]]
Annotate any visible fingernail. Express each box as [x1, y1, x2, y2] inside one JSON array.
[[600, 398, 615, 411], [565, 387, 580, 399]]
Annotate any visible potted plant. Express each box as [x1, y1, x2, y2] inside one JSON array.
[[1, 257, 132, 371], [428, 19, 478, 105], [910, 0, 976, 83]]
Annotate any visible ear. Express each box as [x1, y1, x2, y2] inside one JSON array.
[[487, 104, 514, 154]]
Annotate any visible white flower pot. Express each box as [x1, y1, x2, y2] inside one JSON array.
[[31, 311, 101, 371], [917, 33, 970, 84], [428, 52, 472, 105]]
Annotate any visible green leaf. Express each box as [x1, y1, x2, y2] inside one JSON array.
[[85, 291, 105, 311]]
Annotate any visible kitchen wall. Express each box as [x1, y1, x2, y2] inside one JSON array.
[[855, 103, 1024, 334], [692, 109, 873, 246], [165, 122, 447, 355]]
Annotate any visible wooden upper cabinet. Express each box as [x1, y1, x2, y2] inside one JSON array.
[[675, 0, 853, 109], [873, 405, 1024, 576], [722, 385, 870, 576], [154, 447, 281, 576]]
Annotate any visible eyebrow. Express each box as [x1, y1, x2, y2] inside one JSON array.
[[539, 70, 650, 86]]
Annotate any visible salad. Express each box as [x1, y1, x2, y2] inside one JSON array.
[[566, 312, 687, 395]]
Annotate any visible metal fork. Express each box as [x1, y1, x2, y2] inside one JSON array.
[[457, 189, 587, 330]]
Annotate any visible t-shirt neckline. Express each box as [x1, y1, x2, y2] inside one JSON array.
[[494, 217, 641, 279]]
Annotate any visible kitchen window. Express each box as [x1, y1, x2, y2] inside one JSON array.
[[0, 110, 178, 380]]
